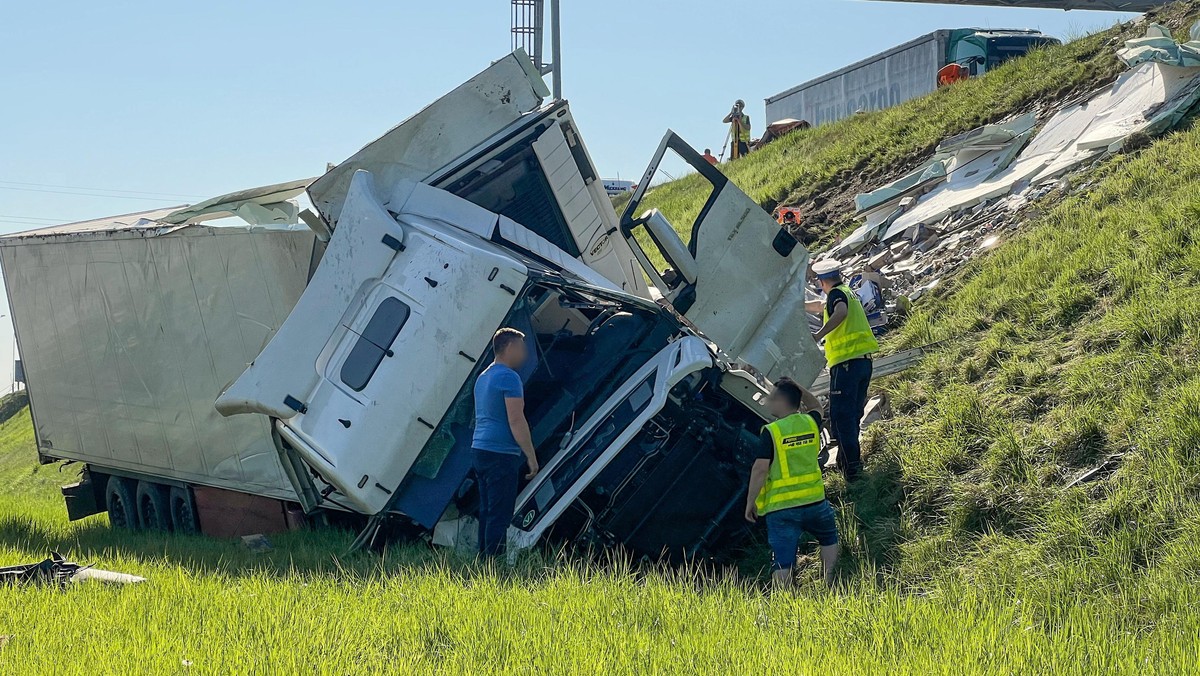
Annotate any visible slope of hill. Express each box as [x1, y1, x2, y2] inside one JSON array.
[[633, 2, 1199, 246], [1, 10, 1199, 671], [847, 93, 1200, 597]]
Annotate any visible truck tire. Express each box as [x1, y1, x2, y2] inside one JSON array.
[[105, 476, 140, 530], [135, 481, 172, 532], [169, 486, 200, 535]]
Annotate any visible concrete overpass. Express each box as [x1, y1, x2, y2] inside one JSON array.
[[872, 0, 1164, 11]]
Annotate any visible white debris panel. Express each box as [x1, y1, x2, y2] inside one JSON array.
[[839, 31, 1200, 258], [1118, 21, 1200, 68], [810, 25, 1200, 327]]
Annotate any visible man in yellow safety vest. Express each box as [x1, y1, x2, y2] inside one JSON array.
[[806, 259, 880, 480], [722, 99, 752, 159], [745, 377, 839, 587]]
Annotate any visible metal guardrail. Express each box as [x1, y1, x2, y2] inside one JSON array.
[[808, 341, 940, 397]]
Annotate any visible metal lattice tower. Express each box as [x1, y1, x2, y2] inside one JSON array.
[[511, 0, 561, 99]]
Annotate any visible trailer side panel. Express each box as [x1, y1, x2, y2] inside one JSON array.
[[765, 31, 945, 126], [0, 225, 314, 500]]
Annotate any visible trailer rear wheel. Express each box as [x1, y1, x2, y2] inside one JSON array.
[[169, 486, 199, 535], [105, 476, 139, 530], [135, 481, 172, 532]]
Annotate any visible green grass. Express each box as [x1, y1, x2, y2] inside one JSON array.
[[0, 385, 1197, 673], [4, 10, 1200, 673], [857, 121, 1200, 593]]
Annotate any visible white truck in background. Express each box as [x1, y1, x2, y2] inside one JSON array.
[[2, 51, 823, 559], [765, 28, 1060, 127], [602, 179, 636, 197]]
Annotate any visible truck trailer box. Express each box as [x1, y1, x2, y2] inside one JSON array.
[[765, 29, 1059, 127], [0, 215, 317, 507]]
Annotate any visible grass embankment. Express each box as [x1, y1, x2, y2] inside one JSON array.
[[2, 135, 1199, 668], [3, 13, 1200, 674], [631, 3, 1196, 246], [0, 394, 1196, 672]]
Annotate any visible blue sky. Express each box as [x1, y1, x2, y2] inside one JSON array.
[[0, 0, 1137, 384]]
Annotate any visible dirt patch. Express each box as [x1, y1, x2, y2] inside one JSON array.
[[0, 392, 28, 426]]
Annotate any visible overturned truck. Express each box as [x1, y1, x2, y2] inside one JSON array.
[[1, 51, 822, 560]]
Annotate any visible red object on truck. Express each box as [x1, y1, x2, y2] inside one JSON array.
[[938, 63, 969, 87]]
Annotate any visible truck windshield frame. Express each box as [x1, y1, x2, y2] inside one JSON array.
[[386, 274, 681, 525], [984, 35, 1059, 71], [440, 122, 581, 258]]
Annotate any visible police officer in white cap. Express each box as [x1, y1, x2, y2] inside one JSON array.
[[806, 259, 879, 480]]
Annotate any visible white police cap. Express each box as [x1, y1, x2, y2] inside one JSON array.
[[811, 259, 842, 280]]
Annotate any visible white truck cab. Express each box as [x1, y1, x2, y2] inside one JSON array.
[[215, 49, 824, 558], [218, 171, 773, 558]]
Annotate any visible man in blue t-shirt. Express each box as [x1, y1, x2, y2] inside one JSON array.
[[472, 327, 539, 556]]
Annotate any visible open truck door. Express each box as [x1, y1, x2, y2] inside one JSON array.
[[216, 172, 528, 516], [619, 131, 824, 385]]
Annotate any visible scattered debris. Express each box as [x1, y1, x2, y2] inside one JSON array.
[[808, 23, 1200, 331], [70, 568, 148, 585], [1065, 453, 1126, 489], [241, 534, 273, 554], [1117, 21, 1200, 67], [755, 118, 810, 148], [0, 553, 146, 586], [432, 513, 481, 555], [860, 395, 890, 429]]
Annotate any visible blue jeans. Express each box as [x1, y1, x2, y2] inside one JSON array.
[[829, 357, 872, 478], [765, 501, 839, 571], [473, 449, 523, 556]]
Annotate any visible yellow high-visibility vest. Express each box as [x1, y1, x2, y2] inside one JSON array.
[[735, 113, 751, 142], [822, 283, 879, 368], [756, 412, 824, 516]]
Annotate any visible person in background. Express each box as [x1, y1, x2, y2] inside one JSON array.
[[723, 99, 752, 159], [472, 328, 539, 557], [702, 148, 719, 165], [745, 377, 838, 587], [805, 260, 879, 480]]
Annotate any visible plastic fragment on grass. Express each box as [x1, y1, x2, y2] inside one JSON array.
[[1117, 21, 1200, 68], [861, 395, 890, 428], [0, 552, 146, 586], [837, 24, 1200, 265], [1065, 453, 1125, 489], [796, 25, 1200, 370], [241, 534, 274, 553], [885, 63, 1198, 239], [854, 113, 1037, 216]]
